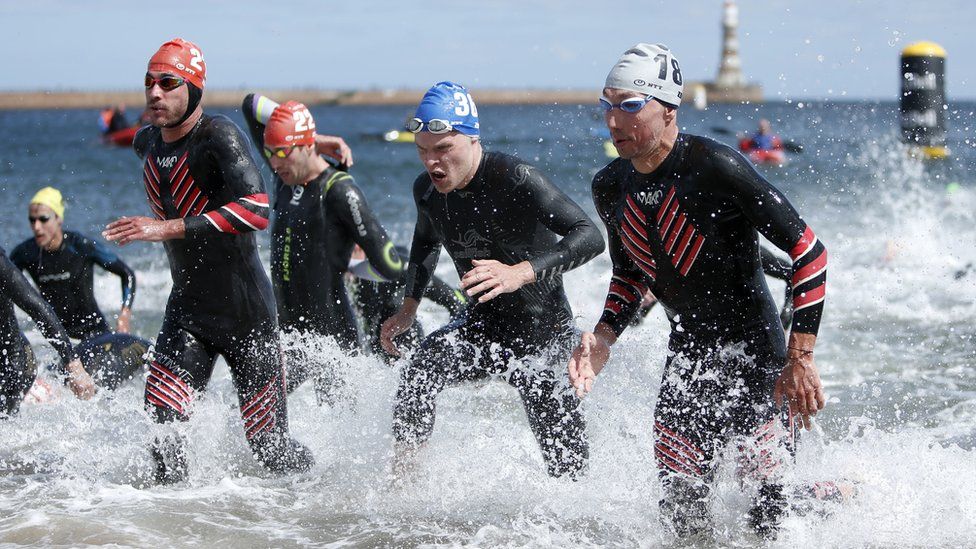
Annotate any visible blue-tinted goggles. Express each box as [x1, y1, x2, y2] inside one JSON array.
[[406, 117, 453, 134], [599, 96, 655, 114]]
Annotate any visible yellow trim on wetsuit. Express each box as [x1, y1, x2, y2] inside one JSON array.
[[325, 171, 352, 193], [383, 241, 403, 271]]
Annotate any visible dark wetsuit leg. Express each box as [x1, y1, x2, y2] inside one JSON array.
[[392, 317, 488, 447], [0, 337, 37, 417], [506, 335, 588, 478], [146, 319, 311, 483], [145, 320, 218, 484], [225, 321, 312, 474], [653, 329, 795, 536], [74, 332, 150, 390], [393, 315, 587, 478]]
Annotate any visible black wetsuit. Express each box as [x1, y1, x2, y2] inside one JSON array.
[[629, 245, 794, 328], [593, 134, 827, 534], [242, 94, 404, 394], [0, 248, 73, 417], [394, 151, 605, 478], [352, 245, 468, 357], [11, 232, 134, 341], [134, 114, 311, 482], [10, 232, 147, 388]]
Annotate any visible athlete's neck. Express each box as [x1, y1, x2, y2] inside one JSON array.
[[161, 107, 203, 143], [631, 126, 678, 174], [44, 230, 64, 252], [302, 155, 331, 186], [455, 142, 483, 191]]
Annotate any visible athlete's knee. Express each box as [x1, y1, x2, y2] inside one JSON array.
[[145, 361, 194, 423]]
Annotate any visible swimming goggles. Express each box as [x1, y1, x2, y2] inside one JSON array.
[[263, 145, 298, 159], [144, 74, 186, 92], [599, 95, 656, 114], [28, 215, 52, 224], [406, 118, 453, 134]]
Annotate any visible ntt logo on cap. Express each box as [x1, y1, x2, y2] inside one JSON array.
[[605, 43, 684, 108]]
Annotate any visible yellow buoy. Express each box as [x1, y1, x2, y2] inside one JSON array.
[[900, 41, 949, 159]]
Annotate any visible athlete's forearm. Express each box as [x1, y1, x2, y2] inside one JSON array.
[[336, 182, 403, 282], [787, 331, 817, 354], [188, 194, 269, 237], [522, 172, 604, 281], [1, 254, 73, 366], [100, 257, 136, 309], [592, 321, 618, 347]]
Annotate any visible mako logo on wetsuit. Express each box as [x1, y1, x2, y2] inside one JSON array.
[[635, 189, 664, 206], [156, 155, 178, 169]]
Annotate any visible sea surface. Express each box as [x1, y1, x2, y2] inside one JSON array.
[[0, 99, 974, 548]]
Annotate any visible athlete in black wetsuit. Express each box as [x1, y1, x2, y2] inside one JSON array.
[[242, 94, 403, 395], [0, 248, 95, 416], [381, 82, 605, 478], [104, 39, 311, 483], [13, 188, 149, 389], [569, 44, 828, 538], [351, 245, 467, 358], [11, 231, 134, 340]]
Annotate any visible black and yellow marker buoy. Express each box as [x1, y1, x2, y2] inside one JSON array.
[[900, 41, 949, 159]]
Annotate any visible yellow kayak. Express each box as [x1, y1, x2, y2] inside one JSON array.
[[383, 130, 415, 143]]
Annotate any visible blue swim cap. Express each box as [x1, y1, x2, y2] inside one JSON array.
[[411, 81, 480, 136]]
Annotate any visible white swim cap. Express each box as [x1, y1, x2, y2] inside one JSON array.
[[604, 43, 683, 108]]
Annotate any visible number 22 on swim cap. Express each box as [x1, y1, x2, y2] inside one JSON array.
[[454, 92, 478, 117], [293, 109, 315, 133]]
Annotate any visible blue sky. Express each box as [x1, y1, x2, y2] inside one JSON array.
[[2, 0, 972, 100]]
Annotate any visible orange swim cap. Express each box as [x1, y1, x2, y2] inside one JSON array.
[[148, 38, 206, 89], [264, 101, 316, 148]]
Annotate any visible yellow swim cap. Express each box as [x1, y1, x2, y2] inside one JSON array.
[[30, 187, 65, 219]]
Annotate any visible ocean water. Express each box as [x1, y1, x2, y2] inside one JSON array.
[[0, 99, 974, 548]]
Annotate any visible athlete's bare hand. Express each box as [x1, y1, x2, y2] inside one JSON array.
[[116, 307, 132, 334], [103, 217, 185, 246], [65, 359, 96, 400], [568, 325, 615, 398], [316, 134, 354, 169], [774, 349, 825, 430], [460, 259, 535, 303], [381, 299, 419, 357]]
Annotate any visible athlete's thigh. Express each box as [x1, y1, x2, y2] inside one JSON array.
[[409, 316, 492, 387]]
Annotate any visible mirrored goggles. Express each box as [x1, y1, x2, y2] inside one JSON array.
[[145, 73, 186, 92], [263, 145, 298, 159], [406, 117, 453, 134], [599, 95, 655, 114]]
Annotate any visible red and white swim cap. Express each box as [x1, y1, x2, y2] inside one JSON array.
[[148, 38, 206, 89], [264, 101, 317, 148]]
